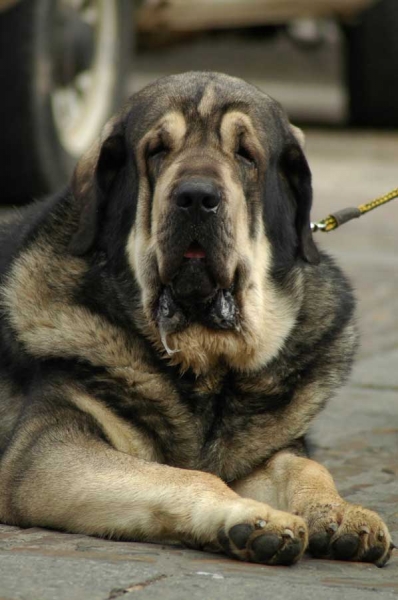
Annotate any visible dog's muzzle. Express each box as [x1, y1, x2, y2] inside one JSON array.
[[155, 177, 239, 348], [156, 285, 239, 354]]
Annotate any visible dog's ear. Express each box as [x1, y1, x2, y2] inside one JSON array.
[[280, 126, 319, 264], [69, 114, 127, 256]]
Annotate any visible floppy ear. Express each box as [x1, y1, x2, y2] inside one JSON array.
[[280, 129, 320, 265], [289, 124, 306, 149], [69, 115, 127, 256]]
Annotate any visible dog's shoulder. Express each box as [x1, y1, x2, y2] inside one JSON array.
[[0, 191, 68, 278]]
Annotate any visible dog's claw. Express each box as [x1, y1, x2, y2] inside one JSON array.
[[359, 525, 370, 535], [328, 522, 338, 533], [159, 328, 180, 355], [157, 287, 187, 353]]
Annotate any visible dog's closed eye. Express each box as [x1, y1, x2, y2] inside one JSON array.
[[235, 143, 255, 166], [147, 140, 168, 161], [235, 135, 256, 167]]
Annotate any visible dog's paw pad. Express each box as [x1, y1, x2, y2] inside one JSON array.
[[308, 531, 330, 557], [217, 528, 233, 555], [251, 533, 282, 562], [332, 533, 360, 560], [275, 538, 304, 565], [229, 523, 254, 549], [362, 545, 386, 563]]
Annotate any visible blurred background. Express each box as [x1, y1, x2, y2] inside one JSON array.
[[0, 0, 397, 203]]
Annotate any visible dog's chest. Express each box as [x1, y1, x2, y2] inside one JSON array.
[[103, 364, 301, 481], [159, 369, 294, 481]]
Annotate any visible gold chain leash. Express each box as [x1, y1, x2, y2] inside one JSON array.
[[311, 187, 398, 233]]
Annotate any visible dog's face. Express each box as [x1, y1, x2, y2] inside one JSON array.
[[70, 72, 319, 372]]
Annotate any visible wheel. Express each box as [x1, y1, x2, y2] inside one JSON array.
[[343, 0, 398, 127], [0, 0, 132, 203]]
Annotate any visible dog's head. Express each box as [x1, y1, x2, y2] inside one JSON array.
[[70, 72, 319, 372]]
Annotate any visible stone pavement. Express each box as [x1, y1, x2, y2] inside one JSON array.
[[0, 128, 397, 600]]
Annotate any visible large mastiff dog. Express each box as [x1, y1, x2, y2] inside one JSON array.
[[0, 72, 392, 566]]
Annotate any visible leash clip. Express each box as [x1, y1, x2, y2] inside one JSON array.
[[310, 221, 327, 232]]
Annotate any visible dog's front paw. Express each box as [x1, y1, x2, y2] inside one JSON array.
[[305, 502, 393, 567], [216, 500, 308, 565]]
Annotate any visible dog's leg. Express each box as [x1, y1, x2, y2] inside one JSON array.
[[231, 452, 393, 566], [0, 424, 307, 565]]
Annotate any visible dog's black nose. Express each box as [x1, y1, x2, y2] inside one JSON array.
[[174, 179, 221, 221]]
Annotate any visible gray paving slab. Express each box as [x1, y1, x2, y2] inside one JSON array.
[[0, 552, 158, 600], [351, 351, 398, 389], [129, 569, 398, 600], [0, 526, 397, 600]]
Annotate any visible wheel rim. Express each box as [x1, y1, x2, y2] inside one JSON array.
[[51, 0, 119, 158]]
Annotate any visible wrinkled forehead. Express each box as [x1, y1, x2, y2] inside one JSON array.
[[125, 72, 288, 146]]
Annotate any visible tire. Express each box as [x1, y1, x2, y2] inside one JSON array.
[[0, 0, 132, 203], [343, 0, 398, 127]]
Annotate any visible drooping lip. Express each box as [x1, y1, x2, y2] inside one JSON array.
[[156, 285, 240, 343], [183, 242, 206, 260]]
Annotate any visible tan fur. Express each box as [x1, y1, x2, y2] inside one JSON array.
[[2, 243, 133, 368], [1, 243, 183, 412], [69, 388, 158, 461], [231, 451, 392, 566], [220, 111, 265, 159], [0, 420, 306, 561], [197, 84, 216, 118], [290, 124, 306, 149]]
